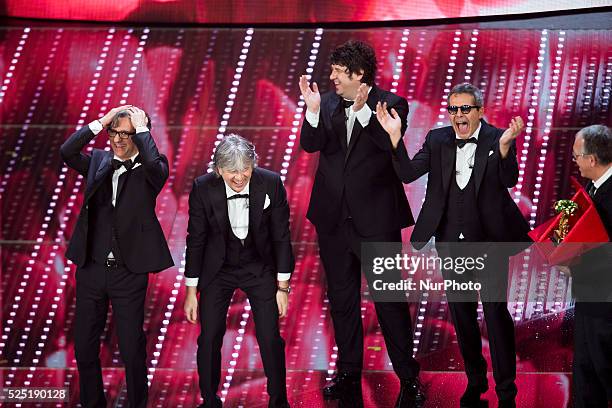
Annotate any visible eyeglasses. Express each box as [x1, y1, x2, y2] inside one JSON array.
[[572, 152, 591, 162], [447, 105, 481, 115], [108, 129, 135, 139]]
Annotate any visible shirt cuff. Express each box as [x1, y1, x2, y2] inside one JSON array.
[[135, 126, 149, 134], [185, 277, 199, 287], [305, 109, 320, 128], [354, 104, 372, 128], [277, 273, 291, 282], [88, 120, 103, 135]]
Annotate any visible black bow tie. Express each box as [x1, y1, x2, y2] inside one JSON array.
[[342, 99, 354, 109], [227, 193, 249, 200], [112, 158, 134, 171], [455, 137, 478, 149]]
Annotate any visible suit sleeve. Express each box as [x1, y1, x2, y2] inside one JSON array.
[[497, 139, 520, 188], [131, 131, 169, 194], [300, 110, 329, 153], [60, 126, 96, 176], [269, 175, 295, 277], [393, 130, 432, 183], [185, 180, 208, 280]]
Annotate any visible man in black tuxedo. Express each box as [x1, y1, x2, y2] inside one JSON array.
[[183, 134, 294, 408], [60, 106, 174, 408], [376, 83, 530, 408], [299, 40, 423, 407], [569, 125, 612, 408]]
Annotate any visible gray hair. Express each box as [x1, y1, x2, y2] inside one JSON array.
[[578, 124, 612, 165], [448, 83, 484, 107], [210, 134, 258, 175]]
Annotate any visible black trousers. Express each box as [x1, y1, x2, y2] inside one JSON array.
[[197, 266, 288, 407], [74, 262, 149, 408], [573, 306, 612, 408], [439, 245, 517, 402], [317, 219, 420, 379]]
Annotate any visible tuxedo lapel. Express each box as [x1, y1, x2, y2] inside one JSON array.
[[330, 96, 348, 152], [472, 121, 494, 197], [345, 86, 379, 163], [440, 129, 456, 196], [249, 170, 265, 235], [86, 153, 113, 202], [211, 178, 230, 241]]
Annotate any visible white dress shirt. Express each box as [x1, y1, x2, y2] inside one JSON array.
[[592, 164, 612, 194], [455, 123, 481, 190], [305, 87, 373, 145], [454, 123, 482, 240], [184, 181, 290, 287]]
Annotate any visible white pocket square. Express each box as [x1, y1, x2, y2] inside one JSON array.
[[264, 194, 271, 209], [488, 150, 494, 156]]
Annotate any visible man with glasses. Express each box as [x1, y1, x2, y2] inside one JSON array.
[[60, 105, 173, 408], [299, 40, 423, 407], [376, 83, 530, 408], [568, 125, 612, 407]]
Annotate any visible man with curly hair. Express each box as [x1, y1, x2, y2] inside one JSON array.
[[299, 40, 424, 407]]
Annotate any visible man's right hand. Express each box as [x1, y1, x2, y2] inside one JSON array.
[[299, 75, 321, 114], [98, 105, 133, 127], [184, 288, 199, 324]]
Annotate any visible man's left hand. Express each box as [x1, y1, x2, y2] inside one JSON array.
[[276, 290, 288, 318], [499, 116, 524, 158], [352, 83, 369, 112], [128, 107, 148, 129]]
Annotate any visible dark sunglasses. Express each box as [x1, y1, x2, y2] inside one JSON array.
[[447, 105, 481, 115], [107, 129, 136, 139]]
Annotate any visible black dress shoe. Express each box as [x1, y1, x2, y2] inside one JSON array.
[[459, 383, 488, 407], [395, 378, 426, 408], [497, 400, 516, 408], [322, 372, 361, 400]]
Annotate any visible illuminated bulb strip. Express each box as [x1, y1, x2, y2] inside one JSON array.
[[531, 32, 566, 316], [436, 30, 463, 127], [146, 32, 217, 389], [1, 29, 62, 191], [0, 28, 68, 365], [281, 28, 323, 182], [0, 27, 30, 105], [389, 29, 409, 94], [0, 27, 33, 194], [13, 30, 149, 378], [511, 30, 551, 322], [208, 28, 255, 174]]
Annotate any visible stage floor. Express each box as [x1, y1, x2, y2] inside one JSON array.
[[0, 368, 573, 407]]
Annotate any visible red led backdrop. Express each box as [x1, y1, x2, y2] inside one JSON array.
[[2, 0, 611, 24], [0, 19, 611, 408]]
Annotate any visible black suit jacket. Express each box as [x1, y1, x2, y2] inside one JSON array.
[[572, 175, 612, 316], [184, 168, 294, 290], [394, 120, 531, 246], [60, 126, 174, 274], [300, 84, 414, 236]]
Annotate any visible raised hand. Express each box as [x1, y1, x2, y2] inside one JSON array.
[[352, 83, 368, 112], [127, 106, 148, 129], [376, 101, 402, 149], [500, 116, 524, 146], [98, 104, 133, 127], [299, 75, 321, 114]]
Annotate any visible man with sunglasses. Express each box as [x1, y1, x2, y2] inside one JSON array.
[[377, 83, 531, 408], [60, 105, 173, 408]]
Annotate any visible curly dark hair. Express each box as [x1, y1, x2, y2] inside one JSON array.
[[330, 40, 377, 86]]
